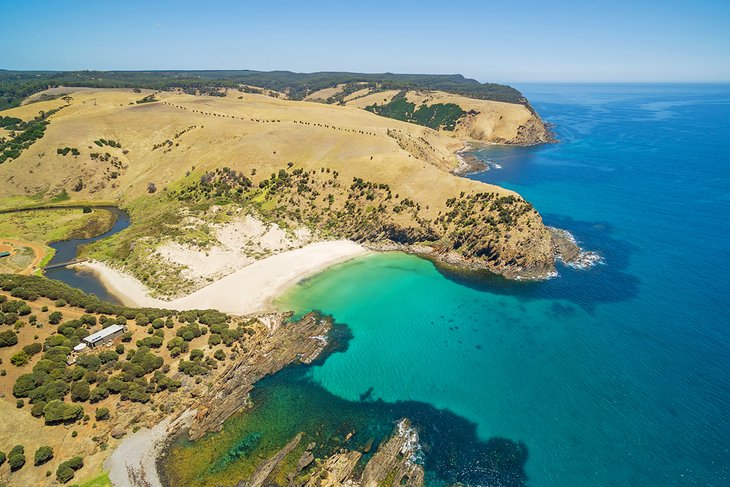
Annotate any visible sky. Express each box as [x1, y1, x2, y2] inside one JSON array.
[[2, 0, 729, 82]]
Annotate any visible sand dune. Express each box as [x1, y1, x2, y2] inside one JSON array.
[[82, 240, 366, 314]]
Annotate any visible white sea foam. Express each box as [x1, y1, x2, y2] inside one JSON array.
[[397, 419, 424, 464], [555, 229, 604, 269]]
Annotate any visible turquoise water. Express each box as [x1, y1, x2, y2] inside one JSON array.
[[276, 84, 730, 486]]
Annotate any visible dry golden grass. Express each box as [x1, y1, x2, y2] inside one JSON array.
[[0, 88, 514, 216], [303, 84, 345, 101], [345, 89, 401, 108]]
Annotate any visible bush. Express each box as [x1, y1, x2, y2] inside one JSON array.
[[214, 349, 226, 361], [31, 400, 46, 417], [89, 385, 109, 403], [71, 381, 90, 402], [0, 329, 18, 347], [11, 350, 30, 366], [16, 398, 24, 408], [43, 400, 83, 424], [95, 407, 109, 420], [0, 450, 5, 466], [48, 311, 63, 324], [54, 299, 67, 307], [34, 445, 54, 465], [8, 452, 25, 471], [56, 464, 75, 483], [23, 342, 43, 356]]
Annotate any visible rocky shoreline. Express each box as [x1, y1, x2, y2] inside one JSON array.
[[365, 224, 586, 281]]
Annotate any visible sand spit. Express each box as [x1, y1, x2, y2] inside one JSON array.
[[82, 240, 367, 314], [105, 409, 195, 487]]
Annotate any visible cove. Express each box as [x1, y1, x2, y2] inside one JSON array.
[[274, 84, 730, 486]]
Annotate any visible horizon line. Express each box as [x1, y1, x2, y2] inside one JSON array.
[[1, 67, 729, 85]]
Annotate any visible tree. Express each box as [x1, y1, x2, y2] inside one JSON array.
[[0, 329, 18, 347], [43, 400, 83, 424], [10, 350, 30, 366], [23, 342, 42, 356], [8, 445, 25, 471], [56, 464, 75, 483], [95, 407, 109, 420], [8, 452, 25, 471], [71, 381, 90, 402], [48, 311, 63, 324], [34, 446, 54, 466]]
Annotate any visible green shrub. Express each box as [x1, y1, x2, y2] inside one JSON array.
[[0, 450, 5, 466], [11, 350, 30, 366], [23, 342, 42, 356], [214, 349, 226, 361], [48, 311, 63, 324], [8, 452, 25, 471], [31, 400, 46, 417], [43, 400, 83, 424], [0, 329, 18, 347], [16, 398, 24, 408], [34, 445, 54, 465], [71, 381, 90, 402], [95, 407, 110, 420]]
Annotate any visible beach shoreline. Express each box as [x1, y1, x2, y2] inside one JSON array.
[[80, 239, 367, 315]]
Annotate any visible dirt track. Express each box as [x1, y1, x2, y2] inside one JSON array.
[[0, 238, 48, 274]]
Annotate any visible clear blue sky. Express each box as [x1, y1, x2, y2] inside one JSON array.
[[2, 0, 729, 82]]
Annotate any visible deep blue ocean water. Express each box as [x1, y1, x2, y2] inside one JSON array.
[[274, 84, 730, 486]]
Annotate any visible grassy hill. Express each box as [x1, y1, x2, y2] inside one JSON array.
[[0, 87, 558, 289]]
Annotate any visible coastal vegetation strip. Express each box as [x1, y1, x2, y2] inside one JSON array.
[[0, 70, 528, 110], [365, 91, 467, 130]]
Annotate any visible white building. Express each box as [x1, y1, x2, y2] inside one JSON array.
[[82, 324, 127, 348]]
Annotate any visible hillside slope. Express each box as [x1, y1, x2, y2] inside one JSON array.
[[0, 88, 563, 289]]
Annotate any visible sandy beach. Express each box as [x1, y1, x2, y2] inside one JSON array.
[[105, 410, 196, 487], [81, 240, 367, 314]]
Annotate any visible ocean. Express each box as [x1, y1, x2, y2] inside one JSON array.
[[166, 84, 730, 486]]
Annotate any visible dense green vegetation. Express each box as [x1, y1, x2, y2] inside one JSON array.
[[0, 69, 527, 109], [365, 92, 466, 130], [1, 276, 251, 432], [0, 105, 65, 164]]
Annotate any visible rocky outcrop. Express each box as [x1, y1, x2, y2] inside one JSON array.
[[188, 312, 332, 440], [305, 451, 363, 486], [244, 433, 304, 487], [292, 419, 424, 487], [360, 419, 424, 487]]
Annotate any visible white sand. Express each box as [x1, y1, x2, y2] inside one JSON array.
[[82, 240, 367, 315], [105, 410, 196, 487]]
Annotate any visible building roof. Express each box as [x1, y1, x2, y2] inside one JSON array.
[[83, 324, 125, 345]]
